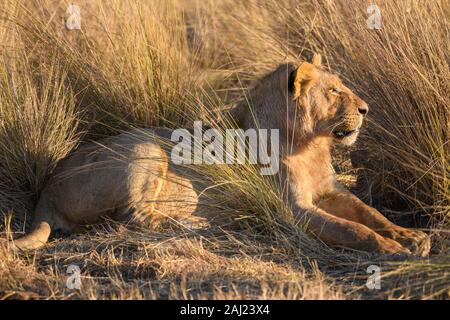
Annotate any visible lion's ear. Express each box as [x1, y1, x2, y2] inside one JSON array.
[[290, 62, 318, 99], [312, 53, 322, 67]]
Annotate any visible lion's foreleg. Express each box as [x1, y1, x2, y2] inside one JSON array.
[[295, 206, 410, 255], [317, 192, 395, 234], [317, 191, 430, 256]]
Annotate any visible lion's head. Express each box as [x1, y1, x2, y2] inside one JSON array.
[[233, 54, 368, 148]]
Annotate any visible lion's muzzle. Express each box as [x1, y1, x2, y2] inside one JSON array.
[[333, 99, 368, 142]]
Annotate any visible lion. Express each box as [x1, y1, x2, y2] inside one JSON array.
[[11, 54, 430, 256]]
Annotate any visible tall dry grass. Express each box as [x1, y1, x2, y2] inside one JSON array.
[[0, 0, 448, 299], [195, 0, 449, 228]]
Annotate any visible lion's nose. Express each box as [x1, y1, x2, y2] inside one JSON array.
[[358, 103, 369, 116]]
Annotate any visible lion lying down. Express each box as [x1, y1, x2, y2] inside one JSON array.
[[12, 54, 430, 256]]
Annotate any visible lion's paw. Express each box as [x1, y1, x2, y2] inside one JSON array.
[[392, 228, 430, 257], [376, 236, 411, 256]]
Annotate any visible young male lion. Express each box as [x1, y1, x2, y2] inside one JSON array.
[[11, 54, 430, 256]]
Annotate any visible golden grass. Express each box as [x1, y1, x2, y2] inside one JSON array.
[[0, 0, 448, 299]]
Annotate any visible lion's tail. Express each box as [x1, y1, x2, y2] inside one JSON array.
[[11, 219, 51, 250]]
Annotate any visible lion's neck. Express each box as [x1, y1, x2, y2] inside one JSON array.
[[281, 135, 336, 206], [286, 135, 332, 156]]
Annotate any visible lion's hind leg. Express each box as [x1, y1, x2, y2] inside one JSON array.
[[108, 140, 169, 227], [118, 154, 199, 229]]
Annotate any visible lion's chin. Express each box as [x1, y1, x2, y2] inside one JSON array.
[[333, 129, 359, 146]]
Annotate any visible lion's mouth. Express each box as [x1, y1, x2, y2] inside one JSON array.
[[333, 129, 359, 139]]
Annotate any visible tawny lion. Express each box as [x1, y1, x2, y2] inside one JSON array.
[[11, 54, 430, 256]]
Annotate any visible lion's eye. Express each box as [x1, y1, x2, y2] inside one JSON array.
[[330, 87, 341, 95]]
